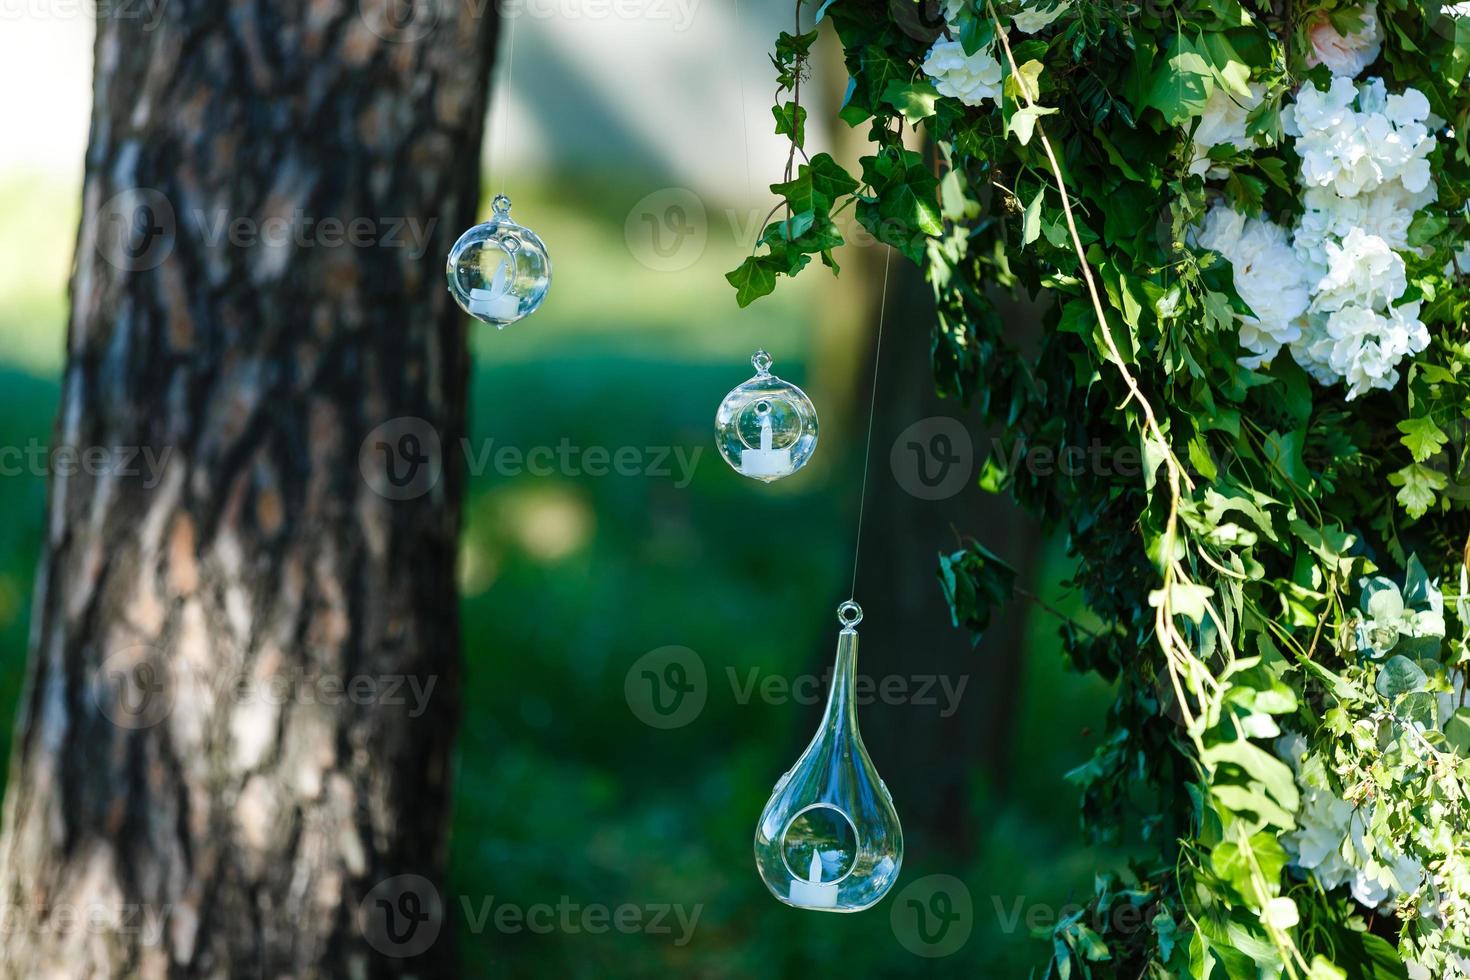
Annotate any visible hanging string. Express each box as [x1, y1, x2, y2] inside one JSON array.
[[732, 0, 754, 198], [492, 9, 519, 200], [848, 246, 893, 601]]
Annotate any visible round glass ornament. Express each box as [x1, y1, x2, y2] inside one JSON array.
[[715, 350, 818, 482], [753, 601, 903, 912], [446, 194, 551, 328]]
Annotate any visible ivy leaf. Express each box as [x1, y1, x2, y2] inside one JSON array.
[[959, 15, 994, 56], [1398, 416, 1449, 462], [1009, 105, 1059, 146], [808, 152, 859, 201], [1145, 35, 1215, 125], [856, 147, 943, 263], [881, 79, 940, 122], [940, 169, 981, 221], [938, 542, 1018, 644], [773, 102, 808, 148], [1022, 187, 1045, 245], [725, 255, 779, 307], [1198, 32, 1254, 99], [1149, 581, 1215, 624]]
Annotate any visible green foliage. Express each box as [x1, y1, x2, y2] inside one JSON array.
[[732, 0, 1470, 975]]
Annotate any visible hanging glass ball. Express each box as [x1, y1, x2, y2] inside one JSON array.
[[754, 601, 903, 912], [715, 350, 818, 482], [446, 194, 551, 328]]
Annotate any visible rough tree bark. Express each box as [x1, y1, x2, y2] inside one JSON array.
[[0, 1, 496, 976]]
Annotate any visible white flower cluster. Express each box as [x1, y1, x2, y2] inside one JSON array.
[[1288, 77, 1435, 199], [1276, 734, 1427, 910], [1286, 78, 1436, 398], [1196, 77, 1439, 398], [924, 0, 1067, 108], [921, 39, 1003, 107], [1193, 205, 1310, 367]]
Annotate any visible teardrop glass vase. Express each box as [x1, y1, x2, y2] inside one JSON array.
[[754, 601, 902, 912]]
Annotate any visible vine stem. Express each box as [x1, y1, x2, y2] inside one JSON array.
[[982, 0, 1199, 730], [982, 6, 1305, 975]]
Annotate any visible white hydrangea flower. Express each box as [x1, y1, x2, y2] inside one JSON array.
[[1290, 77, 1436, 198], [1193, 204, 1312, 368], [1283, 786, 1358, 887], [1281, 78, 1439, 398], [1012, 0, 1068, 33], [1292, 301, 1429, 399], [1311, 228, 1407, 313], [1189, 85, 1265, 178], [921, 39, 1003, 107], [1304, 2, 1383, 79], [1295, 183, 1436, 271], [1279, 759, 1423, 914]]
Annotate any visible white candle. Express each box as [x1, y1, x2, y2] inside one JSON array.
[[468, 287, 521, 322], [787, 851, 838, 909], [739, 411, 793, 478], [468, 257, 520, 324]]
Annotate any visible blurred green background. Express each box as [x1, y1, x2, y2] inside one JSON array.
[[0, 8, 1126, 976]]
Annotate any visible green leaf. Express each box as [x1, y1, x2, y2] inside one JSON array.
[[938, 542, 1018, 643], [1145, 35, 1215, 125], [1388, 462, 1447, 518], [1398, 416, 1449, 463], [856, 147, 943, 262], [809, 153, 859, 202], [1375, 655, 1428, 698], [881, 79, 940, 122], [1201, 739, 1299, 823], [773, 102, 808, 148], [1443, 706, 1470, 755], [1198, 32, 1254, 99], [958, 15, 994, 56], [1022, 187, 1044, 245], [725, 255, 779, 307], [1009, 105, 1058, 146], [1149, 581, 1214, 624]]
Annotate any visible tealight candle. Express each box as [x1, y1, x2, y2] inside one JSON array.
[[787, 851, 839, 909], [468, 287, 520, 323], [738, 410, 793, 478]]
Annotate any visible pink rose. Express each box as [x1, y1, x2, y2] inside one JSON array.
[[1304, 3, 1382, 78]]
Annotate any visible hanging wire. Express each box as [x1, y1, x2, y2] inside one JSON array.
[[492, 8, 519, 200], [848, 246, 893, 601], [732, 0, 754, 197]]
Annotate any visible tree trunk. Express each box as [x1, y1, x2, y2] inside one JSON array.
[[0, 3, 495, 976]]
